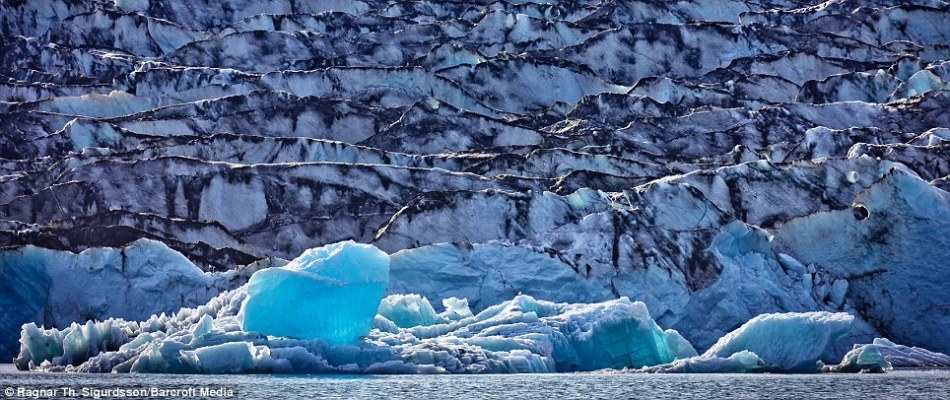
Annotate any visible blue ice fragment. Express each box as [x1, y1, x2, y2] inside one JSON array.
[[239, 241, 390, 345], [377, 294, 448, 328]]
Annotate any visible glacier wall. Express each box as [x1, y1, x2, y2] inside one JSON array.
[[1, 0, 950, 364]]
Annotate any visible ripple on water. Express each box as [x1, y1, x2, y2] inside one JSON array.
[[1, 366, 949, 399]]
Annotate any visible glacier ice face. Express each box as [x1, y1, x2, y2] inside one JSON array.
[[772, 170, 950, 355], [0, 239, 239, 361], [387, 241, 615, 311], [702, 312, 854, 373], [240, 241, 390, 345]]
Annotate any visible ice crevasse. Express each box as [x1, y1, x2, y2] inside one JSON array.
[[15, 241, 950, 374]]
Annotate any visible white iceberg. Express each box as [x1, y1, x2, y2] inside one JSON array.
[[869, 338, 950, 368], [183, 342, 263, 374], [465, 294, 698, 371], [639, 311, 854, 373], [702, 312, 853, 373], [438, 297, 474, 321], [827, 338, 950, 372], [239, 241, 390, 345]]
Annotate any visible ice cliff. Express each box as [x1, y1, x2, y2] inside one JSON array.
[[1, 0, 949, 368]]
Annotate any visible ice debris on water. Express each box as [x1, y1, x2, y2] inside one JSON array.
[[14, 241, 949, 374], [824, 338, 950, 373], [16, 241, 696, 373]]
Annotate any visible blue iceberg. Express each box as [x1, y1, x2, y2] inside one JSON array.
[[239, 240, 390, 345]]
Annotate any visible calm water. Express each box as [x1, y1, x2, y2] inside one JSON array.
[[1, 364, 948, 399]]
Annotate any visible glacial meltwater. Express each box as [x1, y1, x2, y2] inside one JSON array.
[[1, 365, 948, 399]]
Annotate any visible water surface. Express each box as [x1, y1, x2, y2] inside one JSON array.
[[2, 365, 948, 399]]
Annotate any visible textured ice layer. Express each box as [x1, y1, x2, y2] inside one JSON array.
[[868, 338, 950, 368], [239, 241, 390, 345]]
